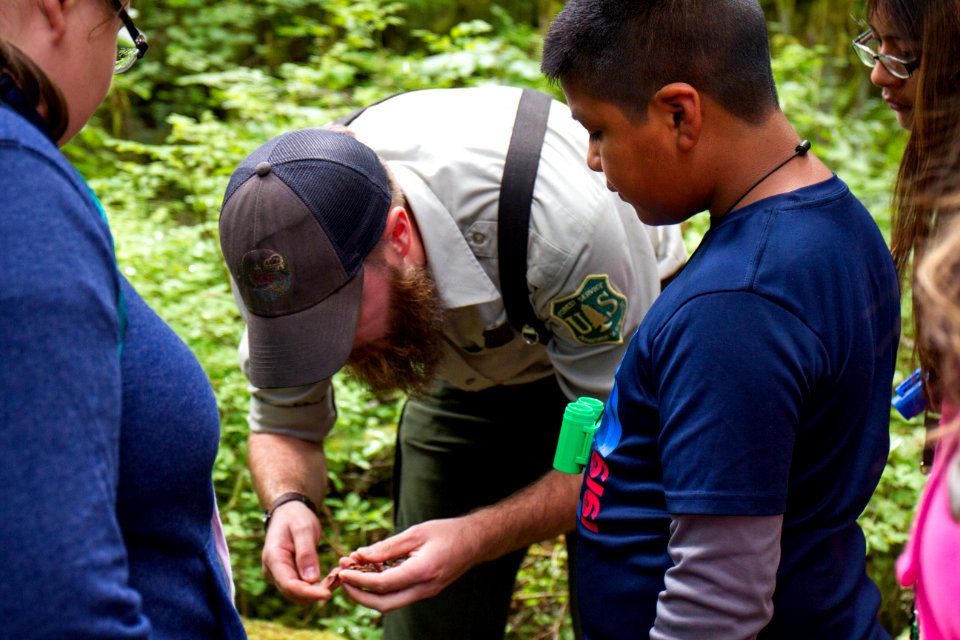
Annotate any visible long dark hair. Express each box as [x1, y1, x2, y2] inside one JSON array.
[[0, 39, 69, 141], [886, 0, 960, 409], [866, 0, 923, 52]]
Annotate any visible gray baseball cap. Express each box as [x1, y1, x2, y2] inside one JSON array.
[[219, 128, 391, 388]]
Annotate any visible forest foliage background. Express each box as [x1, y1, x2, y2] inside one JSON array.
[[69, 0, 923, 637]]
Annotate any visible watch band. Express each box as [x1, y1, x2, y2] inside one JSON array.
[[262, 491, 319, 532]]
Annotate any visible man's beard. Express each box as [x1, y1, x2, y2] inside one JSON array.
[[344, 264, 446, 397]]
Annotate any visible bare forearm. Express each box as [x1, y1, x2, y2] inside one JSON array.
[[249, 432, 329, 507], [463, 470, 581, 564]]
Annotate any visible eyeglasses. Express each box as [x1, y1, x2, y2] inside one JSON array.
[[114, 1, 148, 74], [852, 30, 918, 80]]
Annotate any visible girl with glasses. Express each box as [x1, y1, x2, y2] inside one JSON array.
[[858, 0, 960, 637], [0, 2, 245, 637], [855, 0, 922, 130]]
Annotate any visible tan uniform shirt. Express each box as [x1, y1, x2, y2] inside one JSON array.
[[242, 86, 684, 442]]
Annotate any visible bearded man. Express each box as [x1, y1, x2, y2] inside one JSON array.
[[218, 86, 684, 640]]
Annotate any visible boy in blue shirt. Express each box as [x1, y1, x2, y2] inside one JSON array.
[[542, 1, 899, 637]]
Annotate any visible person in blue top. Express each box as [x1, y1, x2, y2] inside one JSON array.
[[0, 2, 246, 638], [542, 1, 901, 638]]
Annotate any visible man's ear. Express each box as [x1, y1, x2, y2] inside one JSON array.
[[652, 83, 701, 152], [382, 206, 413, 261], [39, 0, 69, 44]]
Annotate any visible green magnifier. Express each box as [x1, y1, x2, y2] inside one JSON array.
[[553, 397, 604, 474]]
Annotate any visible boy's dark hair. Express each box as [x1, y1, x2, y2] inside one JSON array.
[[541, 0, 779, 125]]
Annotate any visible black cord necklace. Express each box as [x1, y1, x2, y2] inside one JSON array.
[[721, 140, 811, 216]]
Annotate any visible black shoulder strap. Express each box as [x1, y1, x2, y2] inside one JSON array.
[[498, 88, 553, 344]]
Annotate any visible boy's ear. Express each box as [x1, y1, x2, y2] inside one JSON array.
[[39, 0, 68, 44], [652, 83, 701, 152]]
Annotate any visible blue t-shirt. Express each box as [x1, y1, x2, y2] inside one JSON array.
[[577, 177, 899, 639], [0, 105, 246, 638]]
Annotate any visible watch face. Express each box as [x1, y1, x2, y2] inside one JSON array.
[[262, 510, 272, 532]]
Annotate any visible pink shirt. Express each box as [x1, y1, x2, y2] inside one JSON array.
[[897, 400, 960, 640], [212, 505, 237, 602]]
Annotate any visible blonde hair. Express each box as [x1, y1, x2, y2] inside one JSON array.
[[915, 216, 960, 422]]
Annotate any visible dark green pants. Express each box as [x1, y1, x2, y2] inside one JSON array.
[[383, 376, 581, 640]]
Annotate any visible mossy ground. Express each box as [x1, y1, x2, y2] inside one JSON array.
[[243, 618, 343, 640]]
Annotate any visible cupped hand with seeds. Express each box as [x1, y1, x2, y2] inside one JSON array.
[[327, 517, 484, 612], [328, 470, 580, 612]]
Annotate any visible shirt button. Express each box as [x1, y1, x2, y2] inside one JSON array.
[[471, 232, 485, 243]]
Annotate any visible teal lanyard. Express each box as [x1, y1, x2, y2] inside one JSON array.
[[82, 179, 128, 359]]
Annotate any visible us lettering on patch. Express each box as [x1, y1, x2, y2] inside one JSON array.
[[550, 275, 626, 345]]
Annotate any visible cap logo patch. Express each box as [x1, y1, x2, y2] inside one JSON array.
[[242, 249, 292, 301], [550, 275, 626, 345]]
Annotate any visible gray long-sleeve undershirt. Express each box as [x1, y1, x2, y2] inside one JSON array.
[[650, 514, 783, 640]]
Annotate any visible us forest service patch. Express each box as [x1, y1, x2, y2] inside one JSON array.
[[550, 275, 626, 345]]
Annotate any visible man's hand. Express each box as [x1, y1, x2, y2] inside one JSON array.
[[331, 470, 581, 611], [332, 517, 483, 612], [248, 431, 331, 604], [262, 501, 335, 604]]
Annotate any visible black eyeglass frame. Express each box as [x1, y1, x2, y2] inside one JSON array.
[[114, 1, 148, 74], [852, 29, 919, 80]]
